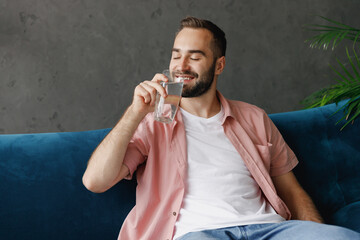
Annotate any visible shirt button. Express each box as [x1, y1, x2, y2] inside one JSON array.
[[172, 212, 177, 216]]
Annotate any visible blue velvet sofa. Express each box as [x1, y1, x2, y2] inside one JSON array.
[[1, 101, 359, 239]]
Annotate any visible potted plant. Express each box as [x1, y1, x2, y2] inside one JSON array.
[[302, 16, 360, 130]]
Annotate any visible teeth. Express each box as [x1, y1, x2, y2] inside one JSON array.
[[176, 77, 192, 80]]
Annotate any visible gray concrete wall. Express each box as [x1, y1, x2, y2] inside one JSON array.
[[1, 0, 359, 134]]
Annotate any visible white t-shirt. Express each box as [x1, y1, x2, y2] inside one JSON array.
[[173, 106, 285, 240]]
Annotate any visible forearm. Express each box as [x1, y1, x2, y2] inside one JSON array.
[[284, 187, 324, 223], [82, 106, 144, 193], [272, 172, 324, 223]]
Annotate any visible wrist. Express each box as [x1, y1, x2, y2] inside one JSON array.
[[126, 104, 148, 123], [113, 105, 145, 133]]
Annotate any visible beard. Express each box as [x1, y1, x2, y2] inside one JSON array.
[[179, 61, 216, 98]]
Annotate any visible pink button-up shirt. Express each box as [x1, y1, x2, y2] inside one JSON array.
[[119, 92, 298, 240]]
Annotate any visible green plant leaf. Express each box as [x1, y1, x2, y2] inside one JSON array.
[[304, 16, 360, 50], [329, 63, 351, 84], [318, 15, 354, 29], [346, 48, 360, 80], [332, 31, 344, 50], [353, 48, 360, 72], [336, 57, 354, 81], [340, 107, 360, 130], [354, 32, 360, 48], [302, 16, 360, 130], [305, 24, 346, 31]]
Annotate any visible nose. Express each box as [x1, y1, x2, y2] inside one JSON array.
[[179, 57, 191, 72]]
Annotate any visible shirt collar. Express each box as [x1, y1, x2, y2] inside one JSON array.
[[172, 90, 235, 129], [216, 90, 236, 125]]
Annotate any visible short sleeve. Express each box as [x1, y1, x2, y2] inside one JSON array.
[[263, 113, 298, 177]]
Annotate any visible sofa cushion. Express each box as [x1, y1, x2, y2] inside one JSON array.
[[332, 201, 360, 233], [0, 129, 137, 240]]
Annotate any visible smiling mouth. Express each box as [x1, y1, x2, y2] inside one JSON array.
[[175, 74, 196, 83]]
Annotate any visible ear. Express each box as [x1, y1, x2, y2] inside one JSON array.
[[215, 56, 225, 75]]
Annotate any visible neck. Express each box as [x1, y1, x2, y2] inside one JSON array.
[[180, 84, 221, 118]]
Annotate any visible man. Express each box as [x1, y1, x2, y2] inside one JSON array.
[[82, 17, 359, 240]]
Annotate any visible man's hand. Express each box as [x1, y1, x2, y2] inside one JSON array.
[[130, 73, 169, 119]]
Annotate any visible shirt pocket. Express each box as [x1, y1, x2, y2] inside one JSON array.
[[255, 143, 273, 172]]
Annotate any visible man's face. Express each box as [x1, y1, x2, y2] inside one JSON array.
[[169, 28, 217, 98]]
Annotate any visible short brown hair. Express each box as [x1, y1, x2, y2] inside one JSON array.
[[177, 16, 227, 58]]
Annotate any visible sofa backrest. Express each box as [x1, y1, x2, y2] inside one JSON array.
[[270, 101, 360, 225], [0, 129, 136, 240]]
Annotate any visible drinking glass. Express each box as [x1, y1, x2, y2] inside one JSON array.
[[154, 70, 184, 123]]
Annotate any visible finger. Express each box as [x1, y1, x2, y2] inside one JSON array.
[[151, 73, 169, 83], [140, 82, 157, 105], [142, 80, 167, 98], [135, 84, 152, 104]]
